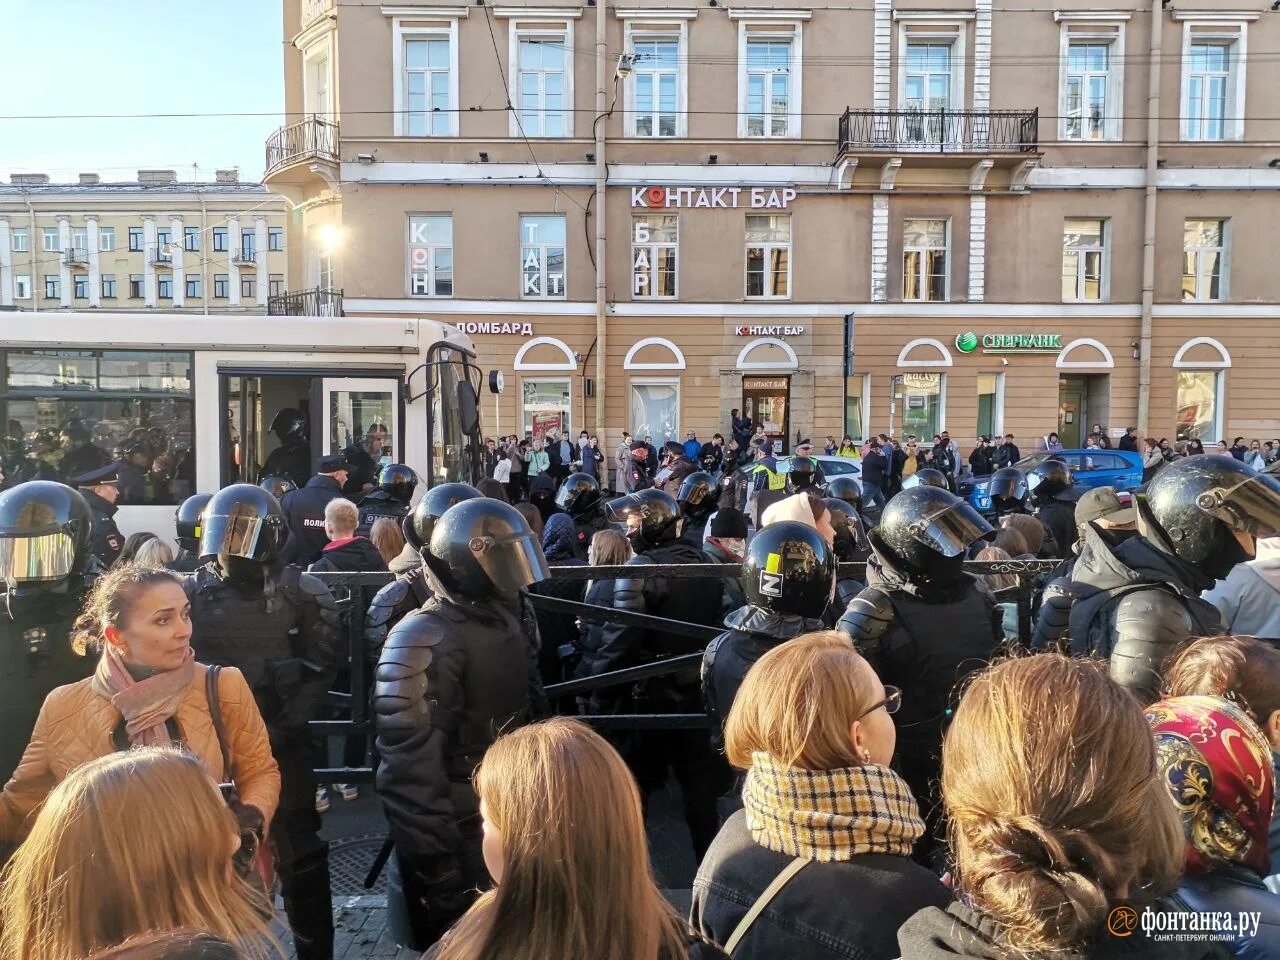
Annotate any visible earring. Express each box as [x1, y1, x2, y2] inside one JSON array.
[[859, 749, 872, 764]]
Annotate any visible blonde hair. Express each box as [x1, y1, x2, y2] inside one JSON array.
[[133, 537, 177, 569], [0, 748, 278, 960], [1163, 634, 1280, 730], [324, 498, 359, 536], [71, 563, 183, 656], [589, 528, 631, 567], [370, 516, 406, 566], [943, 655, 1183, 955], [724, 631, 880, 771], [1000, 514, 1044, 556], [975, 546, 1017, 592], [434, 718, 690, 960]]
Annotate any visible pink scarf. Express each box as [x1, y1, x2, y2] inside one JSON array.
[[91, 644, 196, 747]]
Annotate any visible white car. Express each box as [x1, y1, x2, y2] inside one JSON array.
[[774, 454, 863, 492]]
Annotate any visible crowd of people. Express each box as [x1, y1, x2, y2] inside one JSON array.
[[5, 410, 1280, 959]]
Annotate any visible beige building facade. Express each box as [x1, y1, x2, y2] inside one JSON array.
[[266, 0, 1280, 454], [0, 170, 288, 315]]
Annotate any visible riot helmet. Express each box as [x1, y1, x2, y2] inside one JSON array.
[[824, 497, 865, 563], [988, 467, 1029, 505], [377, 463, 419, 504], [199, 484, 288, 563], [259, 475, 297, 500], [876, 485, 994, 581], [903, 468, 948, 491], [825, 475, 862, 512], [1028, 459, 1073, 502], [407, 482, 482, 549], [786, 457, 818, 494], [269, 408, 307, 443], [555, 473, 602, 520], [678, 471, 716, 520], [605, 489, 683, 550], [1141, 454, 1280, 580], [424, 498, 549, 600], [741, 520, 835, 619], [174, 493, 213, 555], [0, 481, 92, 586]]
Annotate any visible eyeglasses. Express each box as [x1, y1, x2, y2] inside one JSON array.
[[856, 685, 902, 721]]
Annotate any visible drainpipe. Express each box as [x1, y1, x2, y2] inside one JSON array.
[[24, 198, 38, 314], [200, 196, 210, 316], [1137, 0, 1162, 435], [593, 0, 608, 435]]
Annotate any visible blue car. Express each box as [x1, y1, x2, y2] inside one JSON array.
[[964, 449, 1145, 514]]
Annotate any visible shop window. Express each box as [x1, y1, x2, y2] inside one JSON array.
[[977, 372, 1004, 438], [632, 214, 677, 299], [1176, 370, 1222, 442], [408, 215, 453, 297], [745, 215, 791, 299], [522, 379, 571, 438], [899, 372, 944, 439], [1183, 219, 1227, 302], [520, 215, 566, 299], [902, 219, 948, 302], [1062, 218, 1108, 302], [2, 349, 195, 505], [630, 380, 680, 441]]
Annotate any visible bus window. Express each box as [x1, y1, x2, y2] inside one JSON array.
[[431, 348, 481, 485], [2, 349, 194, 505], [322, 377, 400, 496]]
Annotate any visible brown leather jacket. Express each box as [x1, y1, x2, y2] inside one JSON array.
[[0, 662, 280, 844]]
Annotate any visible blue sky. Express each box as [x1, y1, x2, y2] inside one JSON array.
[[1, 1, 284, 183]]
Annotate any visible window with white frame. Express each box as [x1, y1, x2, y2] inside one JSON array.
[[896, 22, 965, 146], [14, 276, 30, 299], [403, 35, 454, 137], [1062, 218, 1107, 302], [11, 228, 27, 253], [71, 227, 88, 255], [1183, 219, 1227, 302], [41, 228, 59, 252], [1176, 370, 1223, 441], [745, 214, 791, 299], [631, 380, 680, 441], [307, 51, 332, 118], [99, 227, 115, 252], [902, 219, 948, 302], [1179, 19, 1249, 142], [632, 214, 678, 299], [736, 17, 804, 139], [408, 215, 453, 297], [1059, 21, 1127, 142], [514, 27, 571, 137], [628, 32, 683, 137], [519, 215, 566, 299]]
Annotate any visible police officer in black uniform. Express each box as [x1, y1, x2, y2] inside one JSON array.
[[589, 489, 727, 860], [786, 441, 827, 494], [624, 439, 654, 493], [824, 497, 869, 614], [1034, 455, 1280, 702], [69, 462, 125, 569], [260, 474, 298, 501], [0, 481, 96, 779], [902, 467, 949, 491], [259, 408, 312, 490], [837, 485, 999, 863], [167, 492, 212, 574], [280, 453, 350, 566], [1028, 459, 1078, 559], [702, 521, 834, 751], [677, 471, 718, 545], [373, 498, 549, 950], [357, 464, 418, 537], [554, 472, 608, 560], [985, 466, 1030, 521], [183, 484, 340, 960]]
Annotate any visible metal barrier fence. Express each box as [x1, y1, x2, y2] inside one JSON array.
[[306, 558, 1060, 783]]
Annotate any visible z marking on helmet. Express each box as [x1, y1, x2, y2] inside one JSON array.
[[759, 571, 784, 597]]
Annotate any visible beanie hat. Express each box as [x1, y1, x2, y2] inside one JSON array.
[[709, 507, 749, 539]]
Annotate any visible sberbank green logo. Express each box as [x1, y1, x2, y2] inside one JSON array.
[[955, 331, 979, 354]]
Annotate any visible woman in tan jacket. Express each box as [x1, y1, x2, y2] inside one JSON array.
[[0, 563, 280, 846]]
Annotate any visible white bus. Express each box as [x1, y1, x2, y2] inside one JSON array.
[[0, 312, 485, 536]]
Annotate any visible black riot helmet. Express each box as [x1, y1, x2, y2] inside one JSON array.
[[678, 471, 716, 520], [825, 475, 862, 512], [174, 493, 213, 555], [903, 468, 948, 491], [988, 467, 1029, 504], [555, 473, 602, 520], [1141, 454, 1280, 580], [876, 485, 995, 581], [786, 457, 818, 494], [259, 475, 297, 500], [424, 498, 550, 601], [377, 463, 419, 505], [407, 482, 482, 549], [1028, 458, 1074, 502], [0, 481, 93, 586], [605, 489, 683, 550], [742, 520, 835, 619], [824, 497, 865, 563], [199, 484, 288, 563], [269, 408, 307, 443]]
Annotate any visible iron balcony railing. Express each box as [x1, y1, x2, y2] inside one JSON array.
[[232, 248, 257, 266], [264, 115, 339, 176], [838, 107, 1039, 153], [148, 244, 172, 265], [62, 247, 89, 265], [268, 286, 343, 317]]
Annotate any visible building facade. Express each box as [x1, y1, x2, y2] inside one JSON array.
[[266, 0, 1280, 454], [0, 170, 288, 315]]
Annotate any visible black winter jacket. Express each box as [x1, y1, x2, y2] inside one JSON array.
[[280, 475, 344, 566], [573, 576, 620, 681], [308, 536, 389, 574]]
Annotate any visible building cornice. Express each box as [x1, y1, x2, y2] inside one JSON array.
[[727, 7, 812, 21], [613, 7, 699, 19], [492, 6, 584, 18]]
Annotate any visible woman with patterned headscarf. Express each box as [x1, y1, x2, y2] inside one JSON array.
[[1147, 695, 1280, 957]]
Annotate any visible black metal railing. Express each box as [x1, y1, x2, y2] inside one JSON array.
[[838, 107, 1039, 153], [264, 115, 339, 175], [267, 286, 343, 317]]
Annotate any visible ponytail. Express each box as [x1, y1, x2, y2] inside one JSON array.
[[71, 563, 182, 656]]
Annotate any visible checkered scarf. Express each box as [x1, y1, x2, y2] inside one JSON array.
[[743, 752, 925, 861]]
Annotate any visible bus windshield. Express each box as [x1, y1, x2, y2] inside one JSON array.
[[430, 346, 483, 486]]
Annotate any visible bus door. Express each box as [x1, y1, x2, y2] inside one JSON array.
[[320, 377, 402, 468]]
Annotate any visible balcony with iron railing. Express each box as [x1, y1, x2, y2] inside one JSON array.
[[148, 244, 172, 265], [268, 287, 343, 317], [232, 248, 258, 266], [263, 115, 339, 190], [838, 107, 1039, 157], [62, 247, 89, 266]]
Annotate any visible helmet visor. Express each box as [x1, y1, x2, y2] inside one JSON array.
[[470, 529, 550, 591], [908, 501, 994, 557], [201, 507, 270, 560], [902, 474, 921, 490], [0, 532, 75, 583], [989, 475, 1028, 500], [1198, 473, 1280, 540], [605, 494, 644, 524]]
